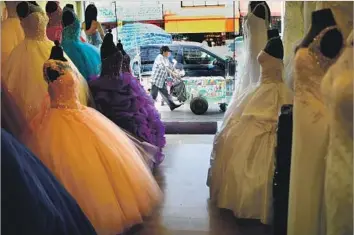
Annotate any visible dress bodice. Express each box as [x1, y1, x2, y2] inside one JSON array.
[[62, 13, 81, 41], [21, 9, 48, 41], [43, 60, 81, 109], [257, 50, 283, 84], [294, 26, 341, 102]]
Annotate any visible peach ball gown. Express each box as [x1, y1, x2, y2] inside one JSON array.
[[25, 57, 162, 235]]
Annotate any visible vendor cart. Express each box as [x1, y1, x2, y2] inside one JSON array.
[[171, 76, 234, 115]]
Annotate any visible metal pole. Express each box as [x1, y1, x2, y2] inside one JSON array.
[[114, 1, 118, 41]]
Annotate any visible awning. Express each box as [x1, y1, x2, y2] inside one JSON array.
[[164, 15, 239, 34]]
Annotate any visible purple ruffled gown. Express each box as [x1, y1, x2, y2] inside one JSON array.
[[89, 53, 166, 167]]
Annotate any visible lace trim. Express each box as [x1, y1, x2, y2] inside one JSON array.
[[308, 26, 343, 71]]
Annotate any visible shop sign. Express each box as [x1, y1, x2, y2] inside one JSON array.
[[116, 3, 163, 21], [86, 1, 116, 23]]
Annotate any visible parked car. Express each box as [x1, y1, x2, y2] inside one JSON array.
[[128, 42, 236, 78]]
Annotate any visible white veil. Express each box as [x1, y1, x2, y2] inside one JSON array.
[[223, 2, 269, 124]]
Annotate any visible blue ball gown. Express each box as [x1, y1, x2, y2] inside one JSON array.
[[1, 128, 97, 235], [61, 8, 100, 81]]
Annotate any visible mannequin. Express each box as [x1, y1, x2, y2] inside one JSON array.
[[16, 1, 34, 18], [249, 1, 271, 20], [264, 35, 283, 60], [62, 9, 74, 27], [287, 8, 344, 235], [267, 28, 279, 39], [46, 41, 67, 83], [297, 9, 343, 58], [45, 1, 58, 14], [65, 4, 74, 10]]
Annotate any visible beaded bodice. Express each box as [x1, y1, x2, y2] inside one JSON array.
[[257, 50, 283, 84], [43, 60, 81, 109], [21, 10, 48, 41], [62, 11, 81, 41], [294, 26, 342, 101]]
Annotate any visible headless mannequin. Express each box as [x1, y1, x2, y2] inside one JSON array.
[[65, 4, 74, 10], [297, 9, 343, 58], [249, 1, 271, 20], [17, 1, 42, 18], [62, 10, 75, 27], [264, 30, 284, 60], [46, 41, 67, 82], [45, 1, 58, 14]]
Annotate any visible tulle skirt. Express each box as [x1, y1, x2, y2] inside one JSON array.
[[2, 128, 97, 235], [210, 82, 293, 224], [1, 38, 91, 132], [90, 73, 166, 166], [25, 105, 162, 235], [61, 40, 101, 81], [1, 18, 24, 67]]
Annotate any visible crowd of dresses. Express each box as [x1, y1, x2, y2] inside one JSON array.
[[1, 2, 166, 234], [208, 3, 353, 235]]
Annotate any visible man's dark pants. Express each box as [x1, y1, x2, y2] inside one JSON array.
[[150, 84, 176, 108]]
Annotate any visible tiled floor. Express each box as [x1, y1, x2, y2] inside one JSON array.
[[132, 135, 271, 235]]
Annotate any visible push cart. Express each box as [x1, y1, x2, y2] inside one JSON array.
[[170, 76, 234, 115]]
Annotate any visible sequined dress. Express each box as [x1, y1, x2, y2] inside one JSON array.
[[321, 31, 353, 235], [89, 52, 166, 167], [287, 26, 342, 235], [61, 8, 101, 81], [1, 5, 90, 137], [210, 49, 292, 224], [25, 59, 162, 235]]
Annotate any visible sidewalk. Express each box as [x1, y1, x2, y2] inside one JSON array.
[[156, 102, 224, 123]]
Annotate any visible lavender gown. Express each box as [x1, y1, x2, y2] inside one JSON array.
[[89, 53, 166, 166]]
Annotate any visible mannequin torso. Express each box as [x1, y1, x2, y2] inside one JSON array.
[[297, 9, 343, 58], [264, 36, 284, 60], [249, 1, 271, 20]]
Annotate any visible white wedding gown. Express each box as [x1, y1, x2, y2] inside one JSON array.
[[223, 2, 269, 123], [287, 26, 343, 235], [283, 2, 304, 91], [210, 49, 292, 224], [321, 31, 353, 235]]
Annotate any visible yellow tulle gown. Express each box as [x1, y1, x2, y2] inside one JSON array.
[[1, 3, 89, 136], [25, 58, 162, 235], [1, 2, 25, 67]]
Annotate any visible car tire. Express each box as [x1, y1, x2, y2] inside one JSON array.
[[190, 97, 208, 115]]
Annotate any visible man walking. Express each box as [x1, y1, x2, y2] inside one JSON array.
[[150, 46, 183, 111]]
